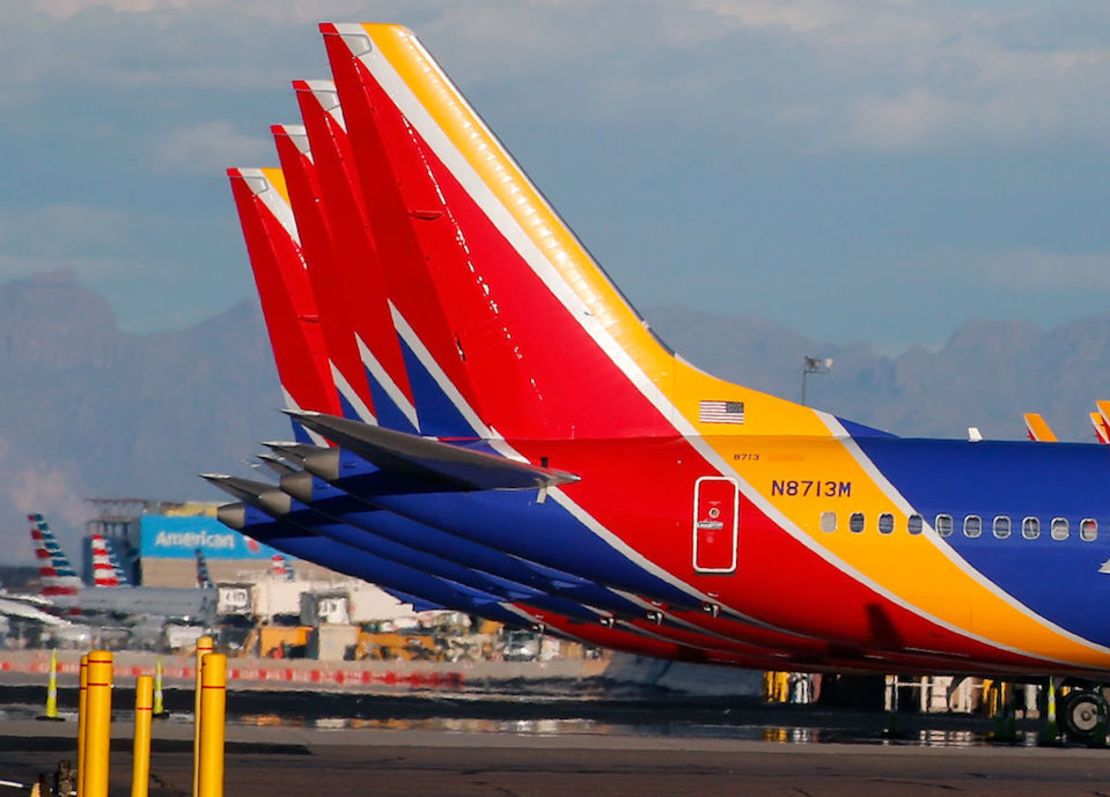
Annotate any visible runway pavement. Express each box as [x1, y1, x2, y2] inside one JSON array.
[[2, 718, 1110, 796]]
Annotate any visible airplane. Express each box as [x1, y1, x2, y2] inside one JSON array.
[[207, 22, 1110, 740], [231, 137, 1007, 673], [28, 514, 216, 622], [316, 21, 1110, 672], [220, 121, 1087, 679]]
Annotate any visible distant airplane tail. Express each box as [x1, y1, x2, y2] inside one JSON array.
[[89, 533, 122, 588], [1096, 401, 1110, 444], [1023, 413, 1058, 442], [1091, 410, 1110, 445], [28, 514, 81, 597], [106, 539, 130, 586], [269, 554, 295, 581], [195, 548, 213, 589]]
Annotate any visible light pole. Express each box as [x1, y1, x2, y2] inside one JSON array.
[[801, 356, 833, 406]]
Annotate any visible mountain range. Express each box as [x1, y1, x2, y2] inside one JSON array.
[[2, 269, 1108, 562]]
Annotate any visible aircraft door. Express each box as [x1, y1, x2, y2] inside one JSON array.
[[693, 476, 739, 574]]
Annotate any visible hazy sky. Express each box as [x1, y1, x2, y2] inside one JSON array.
[[3, 0, 1110, 351]]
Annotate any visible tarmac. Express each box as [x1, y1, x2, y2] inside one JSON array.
[[3, 716, 1110, 796]]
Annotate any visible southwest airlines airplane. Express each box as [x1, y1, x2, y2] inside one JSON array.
[[210, 22, 1110, 741]]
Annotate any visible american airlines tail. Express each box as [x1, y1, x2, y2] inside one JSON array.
[[195, 548, 213, 589], [28, 514, 81, 597], [270, 554, 294, 581], [89, 533, 123, 588]]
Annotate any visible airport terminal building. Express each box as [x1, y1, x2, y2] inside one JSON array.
[[138, 512, 334, 587], [83, 499, 336, 588]]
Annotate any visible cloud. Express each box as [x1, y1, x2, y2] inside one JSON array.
[[150, 121, 271, 174], [0, 204, 173, 283], [979, 249, 1110, 293], [0, 436, 90, 564], [0, 204, 132, 255], [2, 0, 1110, 152], [1, 0, 1109, 351]]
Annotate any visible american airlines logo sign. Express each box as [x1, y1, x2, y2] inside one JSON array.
[[140, 515, 277, 560], [154, 530, 237, 550]]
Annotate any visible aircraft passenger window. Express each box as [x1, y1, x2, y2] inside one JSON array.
[[935, 514, 953, 538], [963, 515, 982, 539], [1081, 518, 1098, 542], [878, 513, 894, 534], [908, 515, 923, 535], [1021, 517, 1040, 540], [820, 512, 837, 533], [1051, 517, 1069, 541], [849, 512, 865, 533], [992, 516, 1011, 540]]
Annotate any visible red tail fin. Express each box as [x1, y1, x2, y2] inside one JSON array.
[[271, 123, 376, 423], [320, 23, 823, 443], [293, 80, 420, 433], [227, 166, 341, 440]]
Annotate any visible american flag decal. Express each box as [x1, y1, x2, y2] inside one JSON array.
[[699, 400, 745, 424]]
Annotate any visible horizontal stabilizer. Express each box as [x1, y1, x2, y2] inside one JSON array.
[[261, 441, 329, 462], [216, 502, 247, 530], [286, 410, 580, 491], [200, 474, 293, 516], [256, 453, 299, 476]]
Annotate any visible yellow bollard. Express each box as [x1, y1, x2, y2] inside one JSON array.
[[153, 658, 165, 717], [82, 650, 113, 797], [77, 654, 88, 797], [774, 671, 790, 703], [1044, 677, 1059, 744], [131, 675, 153, 797], [198, 654, 227, 797], [192, 636, 214, 797], [38, 649, 61, 721]]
